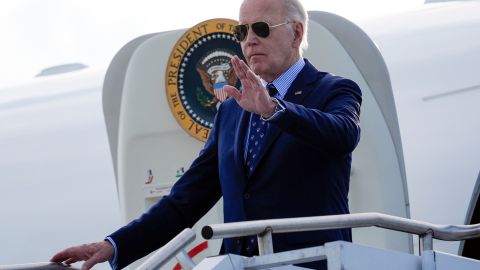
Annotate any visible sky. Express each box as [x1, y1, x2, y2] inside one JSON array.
[[0, 0, 425, 88]]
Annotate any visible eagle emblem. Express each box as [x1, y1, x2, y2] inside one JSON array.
[[165, 18, 242, 142], [196, 50, 238, 106]]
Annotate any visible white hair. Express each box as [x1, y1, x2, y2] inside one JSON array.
[[282, 0, 309, 53], [240, 0, 309, 55]]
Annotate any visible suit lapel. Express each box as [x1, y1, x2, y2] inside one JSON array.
[[283, 60, 318, 104], [233, 108, 250, 172]]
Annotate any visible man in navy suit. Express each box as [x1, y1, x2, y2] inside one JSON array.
[[51, 0, 361, 269]]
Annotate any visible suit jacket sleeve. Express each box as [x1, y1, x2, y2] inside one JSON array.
[[271, 76, 362, 155], [107, 106, 224, 269]]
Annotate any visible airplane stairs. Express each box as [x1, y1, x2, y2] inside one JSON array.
[[139, 212, 480, 270], [1, 213, 479, 270]]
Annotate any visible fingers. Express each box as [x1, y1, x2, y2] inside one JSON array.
[[50, 241, 113, 269], [50, 249, 78, 268], [223, 85, 241, 102], [245, 68, 261, 85], [231, 56, 262, 91], [232, 56, 254, 88], [81, 255, 102, 270], [81, 242, 114, 270], [229, 55, 270, 114], [50, 248, 74, 262], [64, 258, 79, 265], [231, 56, 247, 79]]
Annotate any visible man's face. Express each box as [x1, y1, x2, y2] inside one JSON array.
[[239, 0, 299, 82]]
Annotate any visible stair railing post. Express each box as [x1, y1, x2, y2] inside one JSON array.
[[420, 230, 436, 270], [257, 227, 274, 255]]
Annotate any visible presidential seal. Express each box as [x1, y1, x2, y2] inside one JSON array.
[[166, 18, 244, 142]]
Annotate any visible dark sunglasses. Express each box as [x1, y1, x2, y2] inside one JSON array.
[[232, 21, 292, 42]]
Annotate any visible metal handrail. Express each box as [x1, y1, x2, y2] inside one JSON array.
[[136, 228, 196, 270], [0, 263, 78, 270], [130, 213, 480, 270], [202, 212, 480, 242]]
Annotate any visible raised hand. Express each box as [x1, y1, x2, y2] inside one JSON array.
[[224, 56, 276, 118]]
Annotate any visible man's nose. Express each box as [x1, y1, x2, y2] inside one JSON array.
[[244, 27, 259, 45]]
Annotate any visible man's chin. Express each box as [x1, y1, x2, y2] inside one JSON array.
[[250, 64, 266, 76]]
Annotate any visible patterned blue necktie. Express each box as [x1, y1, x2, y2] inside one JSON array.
[[245, 83, 278, 174]]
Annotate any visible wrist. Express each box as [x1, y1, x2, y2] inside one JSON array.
[[261, 98, 277, 118]]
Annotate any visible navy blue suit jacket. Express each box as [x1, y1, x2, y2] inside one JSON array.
[[108, 59, 362, 269]]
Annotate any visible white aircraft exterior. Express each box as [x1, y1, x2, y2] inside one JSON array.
[[0, 1, 479, 269], [0, 67, 121, 269], [356, 1, 480, 256]]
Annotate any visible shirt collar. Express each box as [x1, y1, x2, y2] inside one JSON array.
[[261, 58, 305, 99]]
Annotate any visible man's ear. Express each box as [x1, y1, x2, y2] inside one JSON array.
[[292, 22, 304, 49]]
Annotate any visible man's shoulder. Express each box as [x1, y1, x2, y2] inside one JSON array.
[[303, 62, 361, 94], [321, 73, 360, 89], [304, 59, 358, 87]]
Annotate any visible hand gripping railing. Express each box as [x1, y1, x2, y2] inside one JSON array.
[[201, 212, 480, 270], [0, 263, 79, 270], [0, 230, 196, 270], [136, 228, 196, 270]]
